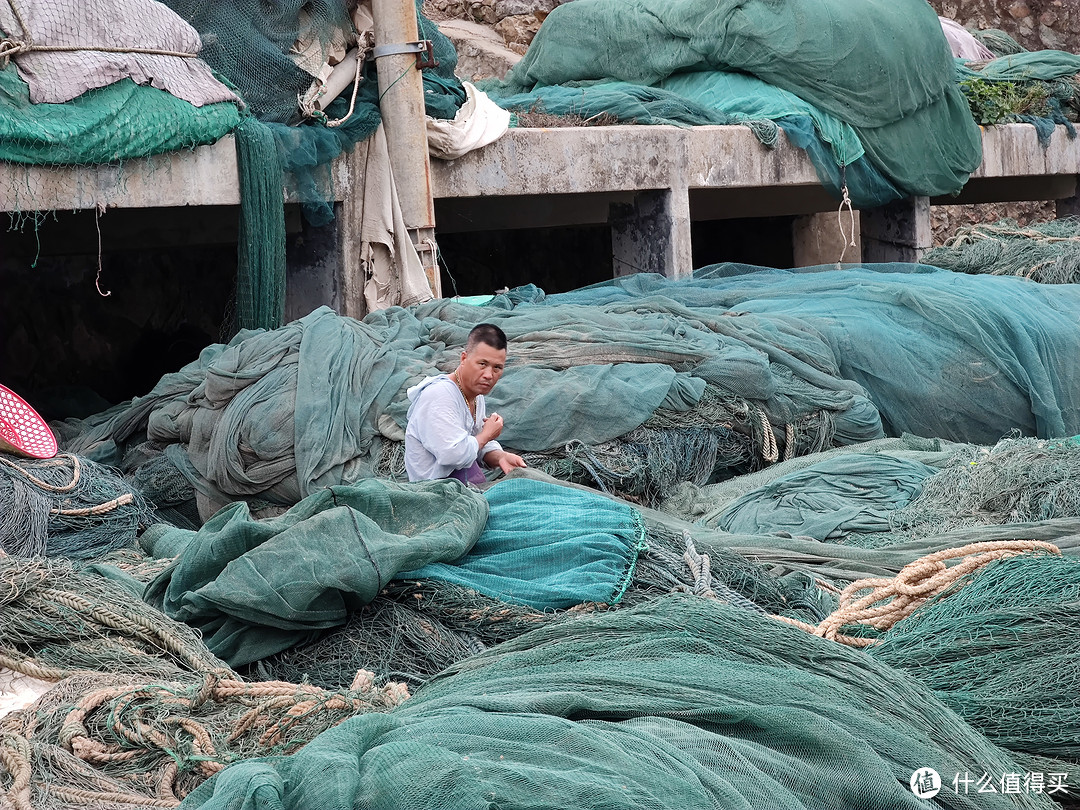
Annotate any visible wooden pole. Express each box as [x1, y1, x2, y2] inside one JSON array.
[[371, 0, 441, 297]]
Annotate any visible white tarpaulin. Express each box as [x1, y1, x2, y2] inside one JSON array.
[[426, 80, 511, 160], [0, 667, 52, 720]]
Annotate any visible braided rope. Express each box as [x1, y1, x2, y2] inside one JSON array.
[[45, 784, 178, 808], [680, 530, 715, 598], [756, 408, 779, 464], [28, 589, 225, 674], [0, 39, 197, 59], [775, 540, 1061, 647], [0, 647, 78, 682], [783, 423, 796, 461], [0, 453, 81, 493], [50, 493, 135, 516], [0, 733, 33, 810]]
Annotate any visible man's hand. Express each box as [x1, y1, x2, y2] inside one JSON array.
[[477, 412, 504, 445], [484, 448, 528, 475]]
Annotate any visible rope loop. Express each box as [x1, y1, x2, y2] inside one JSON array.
[[835, 164, 857, 268], [777, 540, 1060, 647]]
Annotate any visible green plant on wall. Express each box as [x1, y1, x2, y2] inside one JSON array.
[[959, 77, 1051, 124]]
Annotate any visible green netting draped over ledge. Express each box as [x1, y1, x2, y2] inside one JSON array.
[[0, 67, 241, 165], [143, 477, 646, 666], [483, 0, 982, 207], [179, 596, 1059, 810]]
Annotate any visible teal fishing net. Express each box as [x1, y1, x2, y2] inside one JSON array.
[[401, 478, 647, 610], [709, 453, 939, 540], [181, 595, 1059, 810], [57, 265, 1080, 519]]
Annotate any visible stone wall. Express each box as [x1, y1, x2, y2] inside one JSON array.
[[930, 0, 1079, 53]]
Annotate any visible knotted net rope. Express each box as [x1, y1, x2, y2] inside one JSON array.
[[0, 453, 154, 559], [1, 671, 410, 809]]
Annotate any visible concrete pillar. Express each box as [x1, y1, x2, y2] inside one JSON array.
[[285, 205, 343, 322], [859, 196, 932, 264], [792, 210, 861, 268], [285, 141, 369, 320], [372, 0, 440, 297], [609, 188, 693, 279]]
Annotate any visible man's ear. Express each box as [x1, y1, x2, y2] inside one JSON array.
[[460, 350, 468, 363]]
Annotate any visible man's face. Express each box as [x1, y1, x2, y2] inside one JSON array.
[[458, 342, 506, 398]]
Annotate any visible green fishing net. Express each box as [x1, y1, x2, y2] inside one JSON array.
[[181, 595, 1060, 810]]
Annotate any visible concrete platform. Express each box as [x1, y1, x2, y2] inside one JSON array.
[[3, 123, 1079, 310]]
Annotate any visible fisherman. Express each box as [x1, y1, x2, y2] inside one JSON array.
[[405, 322, 527, 484]]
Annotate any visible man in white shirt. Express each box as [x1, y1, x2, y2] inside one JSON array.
[[404, 323, 527, 483]]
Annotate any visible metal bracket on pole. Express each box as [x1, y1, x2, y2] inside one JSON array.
[[372, 40, 438, 69]]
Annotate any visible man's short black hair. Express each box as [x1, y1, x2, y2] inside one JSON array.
[[465, 323, 507, 352]]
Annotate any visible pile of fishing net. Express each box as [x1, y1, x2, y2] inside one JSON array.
[[871, 550, 1080, 765], [5, 463, 1080, 805], [0, 452, 154, 559], [670, 433, 1080, 553], [0, 555, 227, 683], [134, 477, 712, 671], [481, 0, 982, 207], [180, 595, 1067, 810], [924, 218, 1080, 285], [0, 556, 411, 809], [256, 482, 831, 689], [56, 265, 1080, 519]]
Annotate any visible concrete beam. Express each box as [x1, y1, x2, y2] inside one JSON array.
[[684, 126, 821, 189], [5, 122, 1080, 291], [430, 125, 690, 197], [860, 196, 932, 264], [5, 123, 1080, 214], [2, 139, 242, 212]]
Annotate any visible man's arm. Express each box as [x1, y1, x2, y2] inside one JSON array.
[[483, 447, 528, 474]]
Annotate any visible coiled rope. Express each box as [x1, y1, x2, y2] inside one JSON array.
[[775, 540, 1061, 647]]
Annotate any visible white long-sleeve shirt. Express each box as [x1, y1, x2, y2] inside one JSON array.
[[404, 375, 502, 482]]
